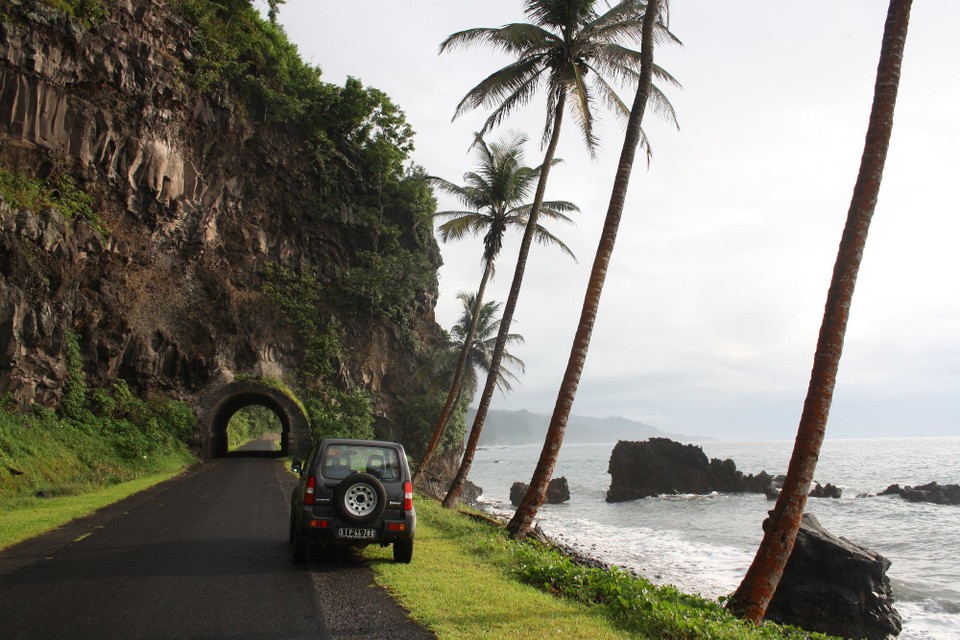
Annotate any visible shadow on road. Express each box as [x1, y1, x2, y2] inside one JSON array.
[[224, 450, 284, 459]]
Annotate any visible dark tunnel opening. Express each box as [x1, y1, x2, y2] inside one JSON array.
[[200, 381, 310, 460]]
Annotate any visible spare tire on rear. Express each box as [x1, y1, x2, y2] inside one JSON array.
[[334, 473, 387, 525]]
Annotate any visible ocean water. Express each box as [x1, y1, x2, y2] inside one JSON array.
[[469, 437, 960, 640]]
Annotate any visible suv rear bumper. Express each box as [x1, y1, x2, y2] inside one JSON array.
[[296, 510, 416, 546]]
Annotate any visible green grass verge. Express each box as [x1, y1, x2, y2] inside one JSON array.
[[0, 465, 189, 550], [363, 499, 627, 640], [364, 499, 836, 640]]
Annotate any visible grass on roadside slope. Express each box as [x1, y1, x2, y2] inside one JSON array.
[[0, 466, 188, 550], [364, 498, 837, 640], [0, 388, 197, 551], [363, 499, 629, 640]]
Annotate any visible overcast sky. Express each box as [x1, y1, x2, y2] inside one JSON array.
[[271, 1, 959, 441]]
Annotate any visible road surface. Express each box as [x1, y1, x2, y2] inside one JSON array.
[[0, 439, 435, 639]]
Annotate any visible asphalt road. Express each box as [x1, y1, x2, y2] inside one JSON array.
[[0, 439, 435, 640]]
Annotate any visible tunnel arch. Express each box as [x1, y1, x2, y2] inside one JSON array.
[[198, 380, 311, 460]]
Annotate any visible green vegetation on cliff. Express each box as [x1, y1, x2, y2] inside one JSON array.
[[168, 0, 444, 443], [10, 0, 451, 451], [0, 332, 195, 501], [0, 168, 108, 236], [39, 0, 106, 26], [0, 392, 194, 501]]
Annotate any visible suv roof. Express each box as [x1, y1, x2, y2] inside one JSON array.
[[317, 438, 406, 448]]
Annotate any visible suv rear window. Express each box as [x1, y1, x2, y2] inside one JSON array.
[[321, 444, 401, 481]]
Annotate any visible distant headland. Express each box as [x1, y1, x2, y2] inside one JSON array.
[[468, 408, 709, 446]]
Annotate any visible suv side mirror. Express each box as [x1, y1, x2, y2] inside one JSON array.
[[291, 460, 303, 475]]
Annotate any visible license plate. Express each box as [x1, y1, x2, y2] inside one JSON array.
[[337, 527, 376, 539]]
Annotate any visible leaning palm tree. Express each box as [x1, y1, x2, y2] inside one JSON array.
[[728, 0, 913, 622], [440, 0, 680, 508], [413, 132, 578, 486], [414, 293, 527, 450], [507, 0, 669, 538]]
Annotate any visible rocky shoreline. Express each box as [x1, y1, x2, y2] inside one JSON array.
[[467, 500, 901, 640]]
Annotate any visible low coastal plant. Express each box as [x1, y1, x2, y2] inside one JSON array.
[[509, 543, 834, 639]]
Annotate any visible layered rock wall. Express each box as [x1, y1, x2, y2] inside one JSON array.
[[0, 0, 443, 443]]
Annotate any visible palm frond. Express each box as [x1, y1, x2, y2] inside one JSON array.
[[648, 83, 680, 130], [585, 0, 645, 44], [530, 222, 577, 261], [453, 57, 545, 121], [566, 63, 599, 155], [441, 23, 557, 56], [652, 19, 682, 47], [589, 68, 632, 120], [529, 199, 580, 215], [652, 62, 682, 89], [436, 214, 491, 243], [525, 0, 599, 30], [591, 43, 644, 81], [428, 176, 470, 199], [477, 71, 546, 136]]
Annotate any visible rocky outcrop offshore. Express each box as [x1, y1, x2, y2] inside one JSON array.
[[510, 477, 570, 506], [606, 439, 846, 502], [765, 513, 902, 640], [808, 482, 842, 499], [606, 438, 775, 502], [879, 482, 960, 505]]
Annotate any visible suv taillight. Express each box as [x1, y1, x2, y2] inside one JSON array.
[[304, 476, 316, 505], [403, 481, 413, 512]]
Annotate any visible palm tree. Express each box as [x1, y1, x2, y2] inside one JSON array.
[[447, 292, 527, 399], [440, 0, 679, 508], [507, 0, 668, 538], [728, 0, 913, 622], [414, 293, 527, 454], [413, 132, 578, 486]]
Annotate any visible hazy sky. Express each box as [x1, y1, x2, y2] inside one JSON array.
[[271, 1, 959, 441]]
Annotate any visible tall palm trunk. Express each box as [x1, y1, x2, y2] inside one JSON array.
[[728, 0, 911, 622], [442, 95, 567, 508], [413, 259, 493, 485], [507, 0, 661, 539]]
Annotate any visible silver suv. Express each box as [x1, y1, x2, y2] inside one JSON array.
[[289, 438, 416, 563]]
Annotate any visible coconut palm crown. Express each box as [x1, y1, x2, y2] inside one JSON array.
[[431, 132, 579, 266], [440, 0, 681, 156], [416, 292, 526, 395]]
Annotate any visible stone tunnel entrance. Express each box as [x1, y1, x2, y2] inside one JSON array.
[[198, 380, 311, 460]]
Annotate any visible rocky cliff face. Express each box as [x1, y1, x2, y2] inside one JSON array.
[[0, 0, 443, 441]]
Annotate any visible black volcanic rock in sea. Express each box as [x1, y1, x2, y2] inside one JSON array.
[[510, 477, 570, 506], [606, 438, 775, 502], [765, 513, 901, 640], [808, 481, 842, 499], [879, 481, 960, 505]]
